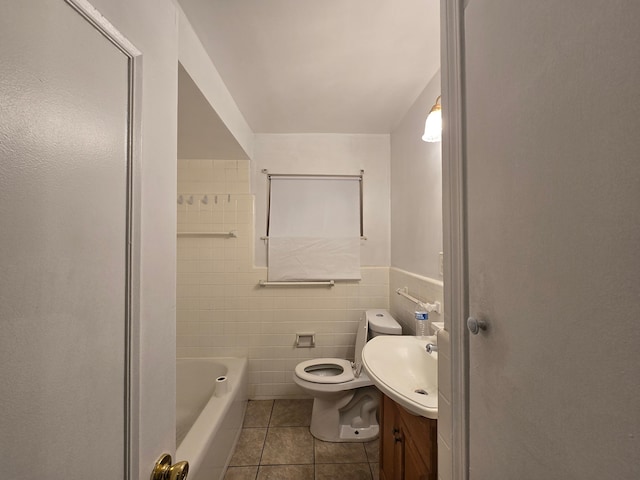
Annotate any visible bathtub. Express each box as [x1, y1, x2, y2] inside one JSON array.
[[176, 357, 248, 480]]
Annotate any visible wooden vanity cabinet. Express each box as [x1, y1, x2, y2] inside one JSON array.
[[379, 394, 437, 480]]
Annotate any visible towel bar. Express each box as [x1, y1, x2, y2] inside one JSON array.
[[177, 230, 237, 237], [396, 287, 441, 313], [259, 280, 335, 287]]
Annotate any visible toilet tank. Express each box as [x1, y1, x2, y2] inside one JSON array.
[[366, 309, 402, 338], [354, 310, 401, 365]]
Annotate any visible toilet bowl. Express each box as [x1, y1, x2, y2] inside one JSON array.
[[293, 309, 402, 442]]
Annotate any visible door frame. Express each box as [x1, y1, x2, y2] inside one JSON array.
[[64, 1, 143, 478], [440, 0, 468, 478]]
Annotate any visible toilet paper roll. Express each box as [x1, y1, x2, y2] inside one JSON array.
[[215, 376, 228, 397]]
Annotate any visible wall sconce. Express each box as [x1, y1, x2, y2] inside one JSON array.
[[422, 95, 442, 143]]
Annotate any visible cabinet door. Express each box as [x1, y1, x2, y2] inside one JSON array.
[[381, 394, 438, 480], [404, 435, 431, 480], [380, 394, 393, 480], [398, 409, 437, 478], [393, 433, 405, 480], [380, 394, 402, 480]]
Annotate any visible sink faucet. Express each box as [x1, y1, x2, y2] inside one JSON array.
[[425, 343, 438, 354]]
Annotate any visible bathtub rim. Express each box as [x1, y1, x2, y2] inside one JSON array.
[[175, 356, 248, 478]]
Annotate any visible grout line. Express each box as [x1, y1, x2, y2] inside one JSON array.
[[256, 400, 275, 467], [312, 433, 316, 479], [266, 399, 275, 428]]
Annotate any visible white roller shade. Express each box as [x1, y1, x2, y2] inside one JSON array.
[[268, 176, 361, 237], [267, 176, 361, 281]]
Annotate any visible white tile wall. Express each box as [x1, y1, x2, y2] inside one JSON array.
[[436, 329, 453, 480], [178, 159, 251, 195], [389, 267, 444, 335], [176, 159, 389, 398]]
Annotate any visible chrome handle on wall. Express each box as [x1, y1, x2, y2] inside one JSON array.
[[151, 454, 189, 480], [467, 317, 487, 335]]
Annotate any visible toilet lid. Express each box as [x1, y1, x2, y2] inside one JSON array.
[[295, 358, 355, 384]]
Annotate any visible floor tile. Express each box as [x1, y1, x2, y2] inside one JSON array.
[[225, 402, 383, 480], [364, 439, 379, 463], [369, 462, 379, 480], [261, 427, 314, 465], [269, 399, 313, 427], [257, 464, 314, 480], [244, 400, 274, 428], [314, 440, 368, 464], [229, 428, 267, 466], [315, 463, 372, 480], [224, 466, 258, 480]]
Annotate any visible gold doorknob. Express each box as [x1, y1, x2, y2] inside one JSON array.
[[151, 454, 189, 480]]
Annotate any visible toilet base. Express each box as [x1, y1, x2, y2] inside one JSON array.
[[339, 424, 379, 442], [309, 386, 380, 442]]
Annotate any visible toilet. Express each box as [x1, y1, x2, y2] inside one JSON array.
[[293, 309, 402, 442]]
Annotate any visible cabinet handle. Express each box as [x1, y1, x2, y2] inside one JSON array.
[[392, 428, 399, 435]]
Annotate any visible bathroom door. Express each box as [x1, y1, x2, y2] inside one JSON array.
[[462, 1, 640, 478], [0, 2, 159, 479]]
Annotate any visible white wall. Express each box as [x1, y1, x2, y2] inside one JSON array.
[[177, 5, 254, 159], [390, 71, 442, 279], [388, 70, 444, 331], [251, 134, 391, 268]]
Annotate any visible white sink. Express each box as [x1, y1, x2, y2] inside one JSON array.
[[362, 335, 438, 419]]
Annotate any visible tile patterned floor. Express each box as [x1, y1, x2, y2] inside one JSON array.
[[225, 399, 380, 480]]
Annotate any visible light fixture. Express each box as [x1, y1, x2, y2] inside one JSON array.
[[422, 95, 442, 143]]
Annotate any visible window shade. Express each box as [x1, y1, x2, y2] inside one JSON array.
[[267, 175, 362, 281], [268, 176, 361, 238]]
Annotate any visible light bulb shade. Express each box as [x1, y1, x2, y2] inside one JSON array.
[[422, 96, 442, 143], [422, 110, 442, 142]]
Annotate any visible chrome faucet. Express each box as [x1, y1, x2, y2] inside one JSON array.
[[425, 343, 438, 354]]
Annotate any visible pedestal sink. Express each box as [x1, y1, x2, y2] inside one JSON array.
[[361, 335, 438, 418]]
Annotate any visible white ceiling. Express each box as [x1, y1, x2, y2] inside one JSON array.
[[177, 0, 440, 134]]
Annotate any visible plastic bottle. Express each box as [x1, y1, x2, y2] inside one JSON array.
[[415, 311, 428, 339]]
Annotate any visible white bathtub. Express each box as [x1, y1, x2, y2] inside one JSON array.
[[176, 357, 248, 480]]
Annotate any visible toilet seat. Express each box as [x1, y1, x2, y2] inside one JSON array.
[[295, 358, 355, 384]]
